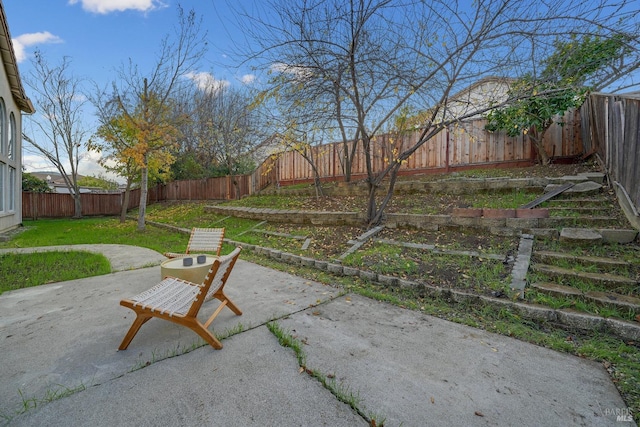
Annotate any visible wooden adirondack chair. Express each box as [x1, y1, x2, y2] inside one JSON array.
[[118, 247, 242, 350], [163, 227, 225, 258]]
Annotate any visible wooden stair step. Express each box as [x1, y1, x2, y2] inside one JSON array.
[[534, 250, 631, 271], [531, 264, 638, 288], [519, 183, 573, 209], [531, 282, 640, 312]]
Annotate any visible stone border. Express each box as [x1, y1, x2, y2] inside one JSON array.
[[221, 234, 640, 342], [204, 205, 365, 226], [145, 221, 639, 341], [264, 176, 550, 197], [205, 205, 619, 238]]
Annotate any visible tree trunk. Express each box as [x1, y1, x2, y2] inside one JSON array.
[[137, 154, 149, 231], [529, 126, 550, 165], [342, 140, 352, 182], [72, 193, 82, 219], [233, 178, 240, 200], [365, 179, 377, 226], [120, 180, 132, 223], [366, 163, 401, 227], [311, 164, 324, 198]]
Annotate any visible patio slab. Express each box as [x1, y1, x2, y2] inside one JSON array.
[[0, 245, 633, 426]]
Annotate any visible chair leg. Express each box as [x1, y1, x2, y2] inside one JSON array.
[[118, 313, 152, 350], [212, 290, 243, 315], [188, 320, 223, 350]]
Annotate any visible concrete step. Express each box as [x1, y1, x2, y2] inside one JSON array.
[[544, 181, 602, 196], [546, 198, 609, 206], [558, 227, 638, 245], [548, 207, 611, 214], [546, 172, 606, 185], [540, 216, 619, 228], [534, 251, 631, 272], [530, 282, 640, 313], [531, 264, 638, 288]]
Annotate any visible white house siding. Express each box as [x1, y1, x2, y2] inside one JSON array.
[[0, 66, 23, 233], [443, 77, 513, 121], [0, 1, 32, 234]]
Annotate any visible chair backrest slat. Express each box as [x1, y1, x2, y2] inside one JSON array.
[[187, 247, 241, 317], [186, 228, 225, 255]]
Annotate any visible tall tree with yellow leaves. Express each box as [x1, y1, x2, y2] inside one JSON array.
[[95, 6, 206, 230]]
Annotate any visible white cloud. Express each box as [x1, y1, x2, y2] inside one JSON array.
[[78, 150, 125, 183], [241, 74, 256, 85], [270, 62, 313, 80], [22, 153, 54, 173], [12, 32, 63, 63], [184, 71, 230, 95], [23, 143, 124, 183], [68, 0, 166, 14]]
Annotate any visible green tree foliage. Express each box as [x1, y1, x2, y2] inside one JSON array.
[[22, 173, 51, 193], [76, 175, 119, 191], [485, 34, 631, 164], [171, 152, 206, 180]]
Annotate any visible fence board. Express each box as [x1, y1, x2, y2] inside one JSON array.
[[581, 93, 640, 213]]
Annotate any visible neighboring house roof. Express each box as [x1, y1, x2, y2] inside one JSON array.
[[250, 133, 285, 164], [407, 76, 515, 129], [442, 76, 515, 120], [447, 76, 515, 104], [0, 1, 35, 114], [30, 171, 86, 185]]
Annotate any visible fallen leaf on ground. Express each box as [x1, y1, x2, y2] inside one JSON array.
[[475, 411, 484, 417]]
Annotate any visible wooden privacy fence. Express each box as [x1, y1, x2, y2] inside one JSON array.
[[22, 175, 252, 219], [581, 93, 640, 212], [253, 113, 582, 185], [23, 192, 123, 219], [23, 111, 583, 219], [148, 174, 253, 202]]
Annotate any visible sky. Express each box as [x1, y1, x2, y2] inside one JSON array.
[[5, 0, 258, 181], [5, 0, 640, 183]]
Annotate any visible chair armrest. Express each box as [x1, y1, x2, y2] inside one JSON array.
[[163, 252, 187, 259]]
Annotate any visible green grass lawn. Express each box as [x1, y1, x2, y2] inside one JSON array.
[[1, 210, 638, 421], [1, 218, 188, 253], [0, 217, 189, 295], [0, 251, 111, 294]]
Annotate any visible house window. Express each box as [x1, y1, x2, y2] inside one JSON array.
[[9, 166, 15, 211], [0, 162, 5, 212], [8, 112, 16, 160], [0, 99, 5, 156]]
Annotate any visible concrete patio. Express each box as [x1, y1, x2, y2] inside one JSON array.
[[0, 245, 633, 426]]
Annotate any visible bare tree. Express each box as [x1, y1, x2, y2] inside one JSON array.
[[96, 6, 207, 231], [23, 51, 89, 218], [235, 0, 640, 226], [176, 84, 263, 182]]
